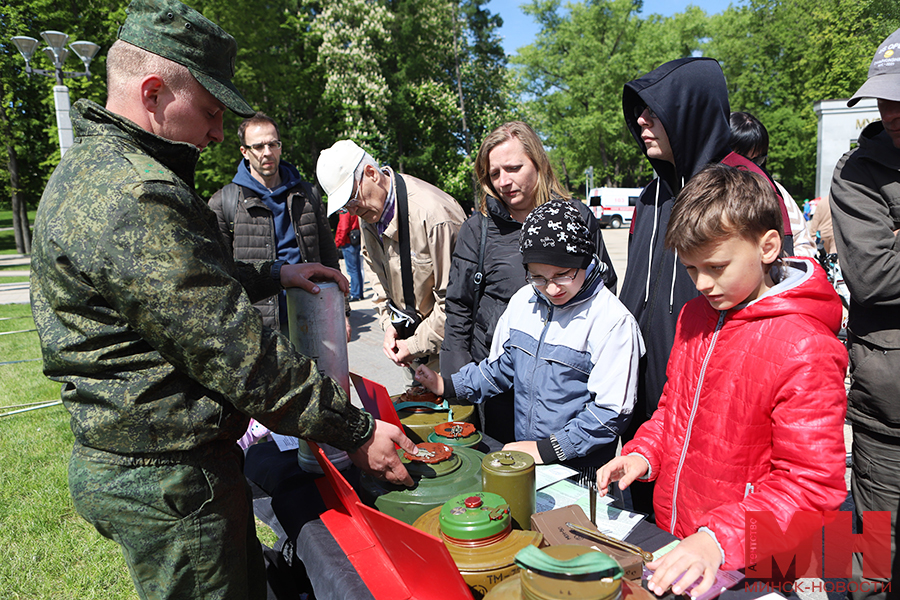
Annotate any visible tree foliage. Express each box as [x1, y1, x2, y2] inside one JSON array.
[[514, 0, 900, 200], [6, 0, 898, 227], [1, 0, 122, 251], [2, 0, 509, 220], [705, 0, 900, 199]]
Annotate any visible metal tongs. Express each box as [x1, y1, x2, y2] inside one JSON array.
[[565, 522, 655, 563]]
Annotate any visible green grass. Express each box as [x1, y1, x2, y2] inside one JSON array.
[[0, 209, 37, 256], [0, 276, 29, 283], [0, 304, 277, 598]]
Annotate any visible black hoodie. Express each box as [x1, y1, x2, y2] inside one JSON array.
[[616, 59, 796, 522], [618, 57, 793, 425], [619, 57, 733, 422]]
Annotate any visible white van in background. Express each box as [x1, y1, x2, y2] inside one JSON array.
[[585, 187, 643, 229]]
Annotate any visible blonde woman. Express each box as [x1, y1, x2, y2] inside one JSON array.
[[441, 121, 617, 442]]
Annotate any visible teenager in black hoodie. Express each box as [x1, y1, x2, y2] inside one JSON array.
[[616, 57, 793, 514]]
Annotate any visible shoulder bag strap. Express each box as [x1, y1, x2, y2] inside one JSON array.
[[222, 183, 242, 234], [394, 174, 418, 315]]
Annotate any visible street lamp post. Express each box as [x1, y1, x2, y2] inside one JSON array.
[[11, 31, 100, 157]]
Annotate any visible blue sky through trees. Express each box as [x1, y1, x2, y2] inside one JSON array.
[[488, 0, 739, 55]]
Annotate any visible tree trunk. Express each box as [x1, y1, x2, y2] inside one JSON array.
[[0, 82, 31, 255]]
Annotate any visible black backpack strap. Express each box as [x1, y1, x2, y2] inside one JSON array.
[[300, 180, 322, 205], [470, 212, 489, 326], [394, 174, 418, 315], [221, 183, 243, 234]]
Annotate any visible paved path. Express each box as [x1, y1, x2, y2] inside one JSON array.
[[0, 254, 31, 305]]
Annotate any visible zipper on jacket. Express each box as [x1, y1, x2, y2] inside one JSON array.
[[744, 483, 754, 499], [670, 310, 726, 535], [528, 303, 553, 437]]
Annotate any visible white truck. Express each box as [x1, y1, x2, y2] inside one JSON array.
[[585, 187, 643, 229]]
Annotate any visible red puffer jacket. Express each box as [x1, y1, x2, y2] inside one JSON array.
[[623, 257, 847, 569]]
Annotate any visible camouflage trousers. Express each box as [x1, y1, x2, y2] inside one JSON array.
[[69, 441, 266, 600]]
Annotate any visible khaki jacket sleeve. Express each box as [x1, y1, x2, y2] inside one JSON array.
[[405, 220, 459, 357]]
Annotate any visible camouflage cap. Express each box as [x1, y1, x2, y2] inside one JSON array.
[[118, 0, 254, 117]]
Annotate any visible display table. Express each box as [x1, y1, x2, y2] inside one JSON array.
[[244, 440, 783, 600]]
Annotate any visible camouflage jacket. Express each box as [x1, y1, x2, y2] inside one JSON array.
[[30, 99, 373, 455]]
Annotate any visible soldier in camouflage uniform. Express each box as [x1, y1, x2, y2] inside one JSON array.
[[29, 1, 416, 598]]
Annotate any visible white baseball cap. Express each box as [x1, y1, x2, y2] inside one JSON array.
[[317, 140, 367, 216]]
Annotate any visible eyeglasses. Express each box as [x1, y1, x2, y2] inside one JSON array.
[[633, 104, 658, 121], [337, 176, 363, 214], [525, 270, 578, 287], [243, 140, 282, 153], [751, 154, 768, 167]]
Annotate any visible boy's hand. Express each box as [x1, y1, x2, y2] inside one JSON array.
[[596, 454, 648, 497], [414, 365, 443, 396], [645, 531, 722, 597], [501, 441, 544, 464]]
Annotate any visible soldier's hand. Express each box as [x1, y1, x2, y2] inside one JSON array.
[[280, 263, 350, 294], [349, 420, 417, 487]]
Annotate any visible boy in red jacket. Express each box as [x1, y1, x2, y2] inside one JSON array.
[[597, 164, 847, 596]]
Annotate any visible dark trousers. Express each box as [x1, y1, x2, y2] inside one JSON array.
[[851, 426, 900, 600]]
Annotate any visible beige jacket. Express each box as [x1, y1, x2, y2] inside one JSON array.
[[361, 172, 465, 359]]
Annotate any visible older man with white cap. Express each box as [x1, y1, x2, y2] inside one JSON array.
[[831, 27, 900, 599], [317, 141, 466, 380]]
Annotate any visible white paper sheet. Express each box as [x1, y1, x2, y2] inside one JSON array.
[[535, 479, 644, 539]]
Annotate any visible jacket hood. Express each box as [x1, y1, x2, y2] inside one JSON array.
[[708, 258, 843, 335], [855, 121, 900, 170], [232, 159, 304, 200], [623, 57, 732, 191]]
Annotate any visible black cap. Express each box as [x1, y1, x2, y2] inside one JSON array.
[[520, 200, 595, 270]]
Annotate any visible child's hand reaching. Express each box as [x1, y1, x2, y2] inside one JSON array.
[[645, 531, 722, 597], [414, 365, 444, 396], [595, 454, 649, 497]]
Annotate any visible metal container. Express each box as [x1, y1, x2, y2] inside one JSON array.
[[286, 282, 351, 473], [413, 492, 543, 599], [483, 546, 624, 600], [482, 451, 536, 531], [427, 421, 483, 448], [392, 390, 476, 443], [359, 442, 484, 525]]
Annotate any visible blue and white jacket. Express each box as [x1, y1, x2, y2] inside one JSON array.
[[447, 264, 645, 467]]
